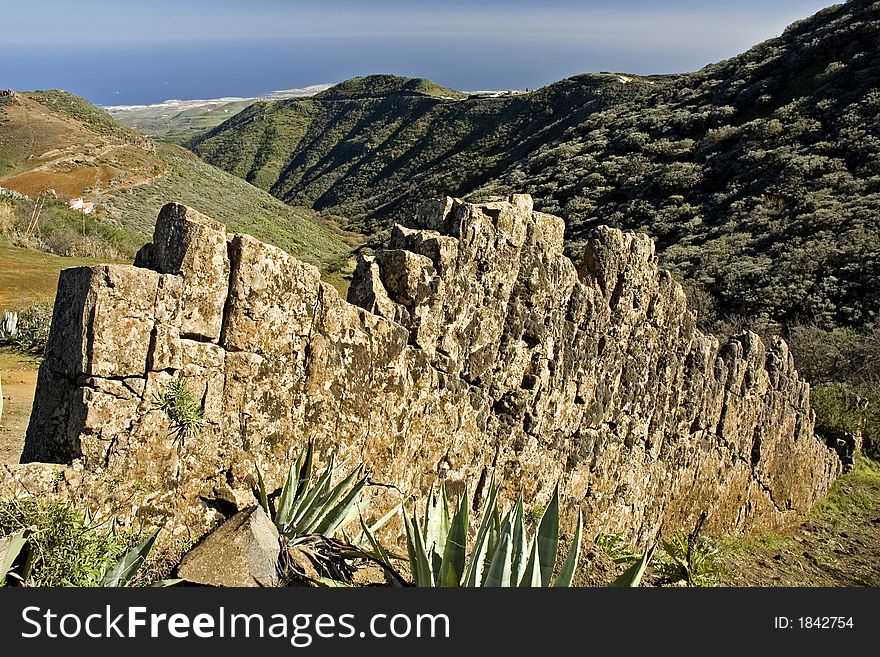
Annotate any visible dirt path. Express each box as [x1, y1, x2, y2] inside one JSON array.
[[0, 350, 39, 464]]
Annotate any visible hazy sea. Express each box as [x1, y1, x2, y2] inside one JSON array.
[[0, 35, 700, 106]]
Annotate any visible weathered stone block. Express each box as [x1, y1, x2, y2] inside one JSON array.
[[221, 233, 322, 356], [177, 506, 280, 587], [44, 265, 159, 379], [152, 203, 230, 341]]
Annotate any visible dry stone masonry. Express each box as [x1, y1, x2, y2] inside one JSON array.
[[10, 196, 840, 545]]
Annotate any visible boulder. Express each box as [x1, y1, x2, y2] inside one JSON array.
[[177, 506, 280, 587]]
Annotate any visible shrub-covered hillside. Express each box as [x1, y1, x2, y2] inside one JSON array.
[[191, 0, 880, 331]]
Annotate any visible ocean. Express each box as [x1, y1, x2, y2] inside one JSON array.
[[0, 34, 705, 106]]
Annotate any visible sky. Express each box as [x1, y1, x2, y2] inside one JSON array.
[[1, 0, 836, 105]]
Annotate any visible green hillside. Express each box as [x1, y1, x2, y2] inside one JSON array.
[[190, 0, 880, 332], [0, 90, 353, 275]]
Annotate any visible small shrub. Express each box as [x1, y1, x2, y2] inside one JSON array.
[[595, 532, 640, 565], [656, 528, 722, 587], [0, 499, 163, 588], [812, 383, 880, 460], [154, 378, 206, 442], [0, 499, 125, 586]]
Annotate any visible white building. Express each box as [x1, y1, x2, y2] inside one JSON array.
[[69, 197, 95, 215]]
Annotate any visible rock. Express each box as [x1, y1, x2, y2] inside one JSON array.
[[17, 195, 841, 548], [140, 203, 230, 341], [177, 506, 280, 587]]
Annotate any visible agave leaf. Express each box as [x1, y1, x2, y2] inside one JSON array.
[[0, 527, 32, 586], [311, 469, 367, 536], [518, 536, 543, 587], [255, 466, 273, 520], [483, 518, 513, 587], [482, 490, 503, 585], [364, 501, 402, 538], [313, 577, 352, 587], [553, 510, 583, 587], [287, 460, 337, 532], [535, 485, 560, 587], [510, 497, 529, 585], [101, 529, 160, 587], [288, 452, 333, 522], [424, 482, 451, 580], [463, 481, 499, 587], [403, 510, 420, 583], [357, 516, 408, 587], [151, 578, 184, 587], [611, 545, 655, 587], [405, 512, 434, 586], [349, 500, 402, 547], [274, 461, 300, 530], [358, 515, 393, 566], [438, 489, 468, 587]]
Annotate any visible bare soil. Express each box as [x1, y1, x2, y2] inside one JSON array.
[[1, 163, 120, 199], [0, 349, 39, 464]]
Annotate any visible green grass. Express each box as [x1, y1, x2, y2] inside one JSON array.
[[106, 144, 354, 272], [812, 457, 880, 526], [0, 240, 108, 308], [0, 498, 129, 586], [28, 90, 142, 142]]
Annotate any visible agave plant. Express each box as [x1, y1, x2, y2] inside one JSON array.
[[361, 480, 584, 587], [256, 439, 368, 544], [100, 528, 166, 587], [0, 310, 18, 341], [0, 527, 31, 586], [361, 480, 657, 588]]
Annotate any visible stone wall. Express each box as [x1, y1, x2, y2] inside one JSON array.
[[14, 196, 840, 545]]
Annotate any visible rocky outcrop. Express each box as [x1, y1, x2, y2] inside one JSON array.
[[15, 197, 839, 546]]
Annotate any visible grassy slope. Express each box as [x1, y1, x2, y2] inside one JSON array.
[[191, 0, 880, 330], [0, 90, 354, 275], [0, 242, 107, 308], [106, 143, 354, 269]]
